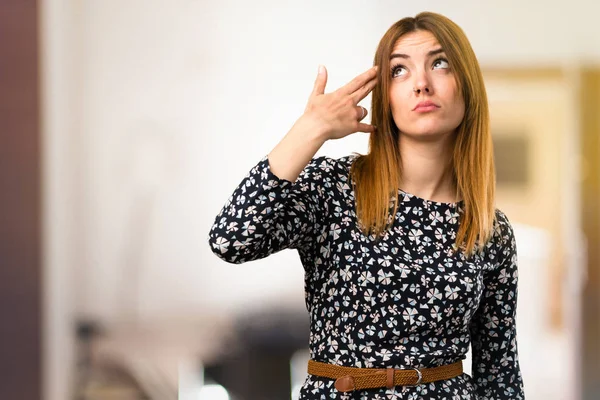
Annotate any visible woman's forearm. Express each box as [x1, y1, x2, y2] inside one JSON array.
[[267, 114, 329, 183]]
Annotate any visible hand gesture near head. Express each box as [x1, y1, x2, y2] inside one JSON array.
[[266, 64, 378, 182], [303, 65, 378, 140]]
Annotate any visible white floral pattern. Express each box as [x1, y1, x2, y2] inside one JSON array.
[[208, 154, 525, 399]]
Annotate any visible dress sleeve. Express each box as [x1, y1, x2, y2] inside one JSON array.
[[207, 154, 331, 264], [469, 211, 526, 399]]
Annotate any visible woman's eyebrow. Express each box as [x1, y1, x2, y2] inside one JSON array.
[[389, 48, 445, 60]]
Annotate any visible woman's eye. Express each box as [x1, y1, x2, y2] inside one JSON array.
[[391, 65, 407, 77], [433, 58, 449, 69]]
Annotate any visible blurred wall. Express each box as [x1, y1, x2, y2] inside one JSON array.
[[40, 0, 81, 399], [55, 0, 600, 323], [40, 1, 600, 399], [484, 69, 585, 399], [580, 69, 600, 399]]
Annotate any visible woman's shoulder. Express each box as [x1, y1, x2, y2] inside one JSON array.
[[493, 208, 513, 235], [494, 208, 517, 243], [313, 152, 360, 168], [304, 153, 361, 179], [485, 208, 517, 264], [296, 153, 362, 198]]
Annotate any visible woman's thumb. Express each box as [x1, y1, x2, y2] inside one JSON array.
[[311, 65, 327, 96]]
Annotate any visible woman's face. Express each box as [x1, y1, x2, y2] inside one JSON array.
[[388, 30, 465, 140]]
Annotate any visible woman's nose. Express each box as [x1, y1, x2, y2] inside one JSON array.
[[412, 86, 430, 94], [412, 71, 432, 94]]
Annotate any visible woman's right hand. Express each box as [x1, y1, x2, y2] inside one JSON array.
[[302, 65, 378, 141]]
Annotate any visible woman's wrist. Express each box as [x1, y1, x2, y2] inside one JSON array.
[[295, 113, 331, 144]]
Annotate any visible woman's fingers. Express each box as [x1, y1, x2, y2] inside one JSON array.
[[356, 122, 375, 133], [356, 106, 368, 121], [303, 65, 377, 140], [353, 106, 374, 133], [311, 65, 328, 97], [351, 76, 378, 104], [339, 65, 378, 96]]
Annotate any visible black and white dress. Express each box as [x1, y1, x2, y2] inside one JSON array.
[[208, 154, 525, 399]]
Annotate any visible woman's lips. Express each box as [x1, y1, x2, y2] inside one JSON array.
[[413, 101, 440, 112], [414, 105, 439, 112]]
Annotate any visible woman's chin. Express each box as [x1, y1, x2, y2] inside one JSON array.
[[399, 128, 455, 141]]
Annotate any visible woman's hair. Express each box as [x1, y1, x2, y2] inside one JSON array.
[[350, 11, 495, 257]]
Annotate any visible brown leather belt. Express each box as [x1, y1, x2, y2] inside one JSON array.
[[307, 359, 463, 392]]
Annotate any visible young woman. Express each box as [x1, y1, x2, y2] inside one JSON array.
[[208, 11, 525, 400]]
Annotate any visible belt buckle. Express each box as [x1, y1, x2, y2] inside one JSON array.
[[405, 367, 423, 387]]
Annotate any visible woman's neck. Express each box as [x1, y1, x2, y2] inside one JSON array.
[[398, 133, 458, 203]]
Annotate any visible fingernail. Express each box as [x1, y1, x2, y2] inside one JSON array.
[[318, 65, 324, 74]]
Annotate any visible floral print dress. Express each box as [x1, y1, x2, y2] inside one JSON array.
[[208, 154, 525, 399]]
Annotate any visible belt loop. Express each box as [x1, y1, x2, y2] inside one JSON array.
[[386, 368, 394, 389], [334, 375, 356, 392]]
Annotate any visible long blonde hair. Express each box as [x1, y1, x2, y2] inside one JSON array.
[[351, 12, 495, 257]]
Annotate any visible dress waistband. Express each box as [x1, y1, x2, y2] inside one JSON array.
[[307, 359, 463, 392]]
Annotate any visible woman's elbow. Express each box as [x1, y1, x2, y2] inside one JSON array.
[[207, 229, 271, 264]]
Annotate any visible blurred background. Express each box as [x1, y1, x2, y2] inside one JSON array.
[[1, 0, 599, 399]]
